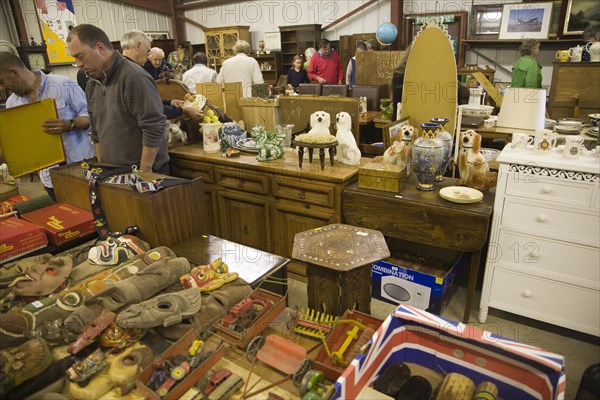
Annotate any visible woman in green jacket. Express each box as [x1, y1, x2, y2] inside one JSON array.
[[511, 39, 542, 88]]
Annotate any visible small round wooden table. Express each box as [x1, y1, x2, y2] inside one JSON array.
[[293, 140, 338, 170]]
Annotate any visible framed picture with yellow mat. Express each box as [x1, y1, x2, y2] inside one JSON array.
[[0, 98, 65, 177]]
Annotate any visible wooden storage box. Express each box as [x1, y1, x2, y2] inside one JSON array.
[[214, 288, 286, 348], [358, 162, 405, 193], [314, 309, 382, 382], [136, 329, 226, 400], [239, 97, 279, 132], [50, 163, 208, 248]]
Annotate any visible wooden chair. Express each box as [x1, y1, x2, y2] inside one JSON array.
[[321, 84, 349, 97], [350, 84, 389, 111], [156, 79, 191, 101], [299, 83, 322, 96]]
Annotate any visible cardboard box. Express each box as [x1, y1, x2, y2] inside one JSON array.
[[359, 162, 405, 193], [0, 217, 48, 262], [333, 305, 566, 400], [371, 252, 462, 314], [22, 202, 95, 246], [0, 194, 29, 215]]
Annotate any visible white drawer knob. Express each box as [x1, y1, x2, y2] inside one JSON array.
[[542, 186, 552, 194], [536, 214, 547, 223], [523, 290, 532, 298]]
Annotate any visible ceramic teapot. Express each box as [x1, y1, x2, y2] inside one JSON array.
[[585, 41, 600, 62]]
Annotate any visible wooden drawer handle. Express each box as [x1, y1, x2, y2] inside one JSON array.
[[542, 186, 552, 194], [536, 214, 547, 223], [298, 191, 306, 200], [237, 179, 245, 188], [522, 290, 532, 298]]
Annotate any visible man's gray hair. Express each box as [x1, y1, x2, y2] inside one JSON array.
[[149, 47, 165, 58], [121, 30, 151, 50], [232, 40, 251, 55]]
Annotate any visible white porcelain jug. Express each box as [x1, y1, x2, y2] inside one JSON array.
[[586, 41, 600, 62], [569, 45, 583, 62]]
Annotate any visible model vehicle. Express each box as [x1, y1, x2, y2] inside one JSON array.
[[222, 292, 273, 333], [201, 368, 232, 396]]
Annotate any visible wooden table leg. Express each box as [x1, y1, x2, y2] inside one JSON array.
[[328, 147, 335, 166], [308, 148, 314, 163], [298, 146, 304, 168], [319, 148, 325, 170], [463, 249, 481, 323]]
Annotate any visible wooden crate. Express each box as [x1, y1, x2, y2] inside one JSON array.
[[136, 330, 226, 400], [214, 288, 286, 348], [239, 98, 280, 132], [50, 163, 209, 248], [279, 97, 360, 142]]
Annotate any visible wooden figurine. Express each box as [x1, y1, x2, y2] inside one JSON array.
[[335, 112, 361, 165], [457, 130, 497, 190]]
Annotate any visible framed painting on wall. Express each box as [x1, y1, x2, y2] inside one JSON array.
[[469, 4, 503, 40], [562, 0, 600, 36], [384, 116, 410, 149], [498, 2, 553, 39]]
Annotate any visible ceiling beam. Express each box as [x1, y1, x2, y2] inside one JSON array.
[[322, 0, 379, 32], [175, 0, 254, 12], [120, 0, 172, 15], [179, 16, 208, 32]]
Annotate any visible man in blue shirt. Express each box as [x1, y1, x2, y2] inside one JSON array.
[[0, 51, 95, 200]]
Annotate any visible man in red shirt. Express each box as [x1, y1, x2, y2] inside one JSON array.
[[308, 39, 343, 84]]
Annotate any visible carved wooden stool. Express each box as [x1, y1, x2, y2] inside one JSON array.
[[293, 140, 338, 171], [292, 224, 390, 315]]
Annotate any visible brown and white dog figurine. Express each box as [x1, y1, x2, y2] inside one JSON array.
[[382, 140, 406, 168], [458, 130, 497, 190], [398, 124, 418, 174]]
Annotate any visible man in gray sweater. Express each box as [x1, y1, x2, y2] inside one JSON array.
[[67, 24, 168, 174]]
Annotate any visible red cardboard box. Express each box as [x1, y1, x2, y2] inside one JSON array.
[[0, 195, 29, 215], [22, 202, 95, 246], [0, 217, 48, 262]]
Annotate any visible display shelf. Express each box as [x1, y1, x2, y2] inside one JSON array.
[[279, 24, 321, 71], [463, 39, 586, 48]]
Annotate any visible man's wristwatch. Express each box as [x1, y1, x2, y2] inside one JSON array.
[[69, 120, 77, 131]]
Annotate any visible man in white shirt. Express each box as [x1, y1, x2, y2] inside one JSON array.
[[182, 52, 217, 93], [216, 40, 263, 98]]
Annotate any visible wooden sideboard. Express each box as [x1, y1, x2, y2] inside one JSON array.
[[169, 145, 364, 281]]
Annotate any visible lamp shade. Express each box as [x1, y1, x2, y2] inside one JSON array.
[[497, 88, 546, 130]]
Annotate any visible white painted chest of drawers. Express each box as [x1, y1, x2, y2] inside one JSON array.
[[479, 145, 600, 336]]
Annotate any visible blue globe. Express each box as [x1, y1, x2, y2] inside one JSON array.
[[376, 22, 398, 46]]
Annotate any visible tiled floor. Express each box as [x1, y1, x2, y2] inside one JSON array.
[[14, 176, 600, 400]]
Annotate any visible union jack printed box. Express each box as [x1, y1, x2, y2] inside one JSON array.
[[333, 305, 565, 400]]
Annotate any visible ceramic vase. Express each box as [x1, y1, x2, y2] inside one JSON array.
[[431, 118, 453, 182], [412, 123, 444, 191], [380, 98, 393, 121]]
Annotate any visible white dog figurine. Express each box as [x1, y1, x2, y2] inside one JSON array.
[[398, 124, 417, 174], [335, 112, 361, 165], [166, 120, 187, 145], [458, 130, 497, 190], [308, 111, 331, 135], [382, 140, 406, 169]]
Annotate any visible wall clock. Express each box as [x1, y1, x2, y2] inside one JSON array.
[[17, 39, 50, 71]]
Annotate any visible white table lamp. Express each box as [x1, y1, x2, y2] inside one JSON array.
[[497, 88, 546, 130]]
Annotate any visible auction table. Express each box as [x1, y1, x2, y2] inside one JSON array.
[[172, 235, 289, 297], [343, 176, 495, 322]]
